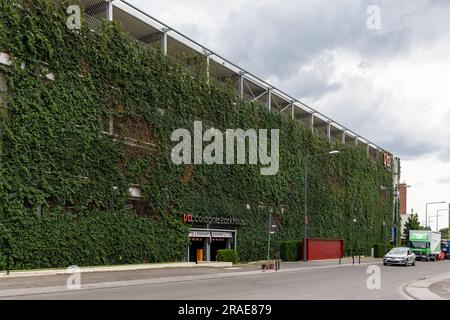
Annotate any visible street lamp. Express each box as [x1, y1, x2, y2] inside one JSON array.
[[380, 184, 411, 246], [425, 201, 446, 228], [353, 218, 357, 262], [435, 209, 450, 232], [303, 150, 340, 262]]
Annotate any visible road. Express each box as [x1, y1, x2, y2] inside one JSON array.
[[1, 259, 450, 299]]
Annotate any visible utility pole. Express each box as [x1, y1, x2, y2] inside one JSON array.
[[436, 209, 450, 232], [267, 213, 272, 261], [267, 209, 276, 261], [425, 201, 446, 228]]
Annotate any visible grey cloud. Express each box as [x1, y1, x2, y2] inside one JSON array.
[[269, 51, 342, 99], [437, 175, 450, 184], [216, 0, 449, 81], [129, 0, 450, 162]]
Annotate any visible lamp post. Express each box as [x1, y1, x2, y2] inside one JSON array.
[[303, 150, 340, 262], [435, 209, 449, 232], [353, 217, 357, 262], [381, 184, 411, 246], [425, 201, 446, 229]]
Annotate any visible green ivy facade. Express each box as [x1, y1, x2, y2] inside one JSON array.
[[0, 0, 395, 270]]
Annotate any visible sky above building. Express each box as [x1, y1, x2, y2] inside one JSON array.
[[127, 0, 450, 231]]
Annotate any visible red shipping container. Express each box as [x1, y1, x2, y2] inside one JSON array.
[[303, 239, 344, 261]]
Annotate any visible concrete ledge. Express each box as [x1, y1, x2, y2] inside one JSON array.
[[0, 52, 12, 66], [403, 272, 450, 300], [196, 261, 232, 268], [0, 262, 232, 278]]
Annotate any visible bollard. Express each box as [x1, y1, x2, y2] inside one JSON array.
[[352, 255, 355, 265], [6, 252, 10, 275], [278, 253, 281, 270], [358, 255, 361, 264]]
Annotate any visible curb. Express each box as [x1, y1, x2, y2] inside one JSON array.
[[402, 272, 450, 300], [0, 261, 232, 279]]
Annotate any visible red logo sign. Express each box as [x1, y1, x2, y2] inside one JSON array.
[[383, 153, 391, 168], [183, 213, 193, 223]]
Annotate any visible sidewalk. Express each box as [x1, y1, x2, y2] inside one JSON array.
[[0, 256, 378, 278], [403, 272, 450, 300], [0, 257, 381, 298], [0, 261, 232, 278]]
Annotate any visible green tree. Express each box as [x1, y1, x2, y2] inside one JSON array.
[[403, 213, 422, 241], [439, 228, 449, 239]]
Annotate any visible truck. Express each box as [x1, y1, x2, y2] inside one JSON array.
[[441, 239, 450, 259], [408, 230, 441, 261]]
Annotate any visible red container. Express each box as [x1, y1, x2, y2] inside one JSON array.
[[303, 239, 344, 261]]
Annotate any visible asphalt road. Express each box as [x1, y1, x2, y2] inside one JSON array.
[[2, 260, 450, 300]]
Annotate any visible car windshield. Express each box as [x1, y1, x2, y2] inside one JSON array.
[[410, 241, 427, 249], [388, 248, 407, 254]]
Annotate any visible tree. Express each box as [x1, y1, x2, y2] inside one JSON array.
[[403, 213, 422, 241], [439, 228, 449, 239]]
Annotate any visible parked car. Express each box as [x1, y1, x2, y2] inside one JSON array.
[[383, 247, 416, 266], [436, 251, 445, 261]]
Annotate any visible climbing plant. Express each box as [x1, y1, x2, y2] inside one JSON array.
[[0, 0, 394, 269]]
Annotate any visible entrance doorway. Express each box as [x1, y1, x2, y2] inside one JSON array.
[[189, 238, 205, 262], [187, 228, 236, 262], [210, 238, 228, 261]]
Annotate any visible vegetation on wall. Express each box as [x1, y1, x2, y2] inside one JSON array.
[[0, 0, 394, 269]]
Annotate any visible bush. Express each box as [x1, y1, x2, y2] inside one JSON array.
[[216, 249, 238, 264], [280, 240, 302, 261], [0, 210, 189, 271], [373, 243, 394, 258]]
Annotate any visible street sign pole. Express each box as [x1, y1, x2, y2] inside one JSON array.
[[267, 213, 271, 261]]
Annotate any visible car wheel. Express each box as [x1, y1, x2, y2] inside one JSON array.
[[412, 260, 415, 266], [383, 262, 387, 266]]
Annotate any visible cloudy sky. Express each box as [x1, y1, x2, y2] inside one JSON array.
[[127, 0, 450, 231]]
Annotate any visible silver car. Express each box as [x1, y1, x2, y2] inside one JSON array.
[[383, 247, 416, 266]]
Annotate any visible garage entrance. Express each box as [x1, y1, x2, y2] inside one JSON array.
[[189, 238, 205, 263], [187, 229, 236, 262], [210, 238, 228, 261]]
